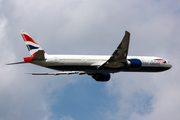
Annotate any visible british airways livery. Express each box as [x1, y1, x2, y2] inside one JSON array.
[[7, 30, 172, 82]]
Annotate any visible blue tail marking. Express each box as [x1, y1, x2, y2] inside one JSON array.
[[26, 45, 39, 51]]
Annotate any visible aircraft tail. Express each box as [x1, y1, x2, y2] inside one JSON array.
[[7, 31, 47, 65], [20, 30, 47, 56]]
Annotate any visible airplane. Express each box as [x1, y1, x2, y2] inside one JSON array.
[[7, 30, 172, 82]]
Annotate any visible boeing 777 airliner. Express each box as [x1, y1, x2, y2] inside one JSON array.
[[7, 30, 172, 81]]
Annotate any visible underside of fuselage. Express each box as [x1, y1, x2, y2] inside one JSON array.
[[43, 65, 170, 73], [44, 65, 125, 73]]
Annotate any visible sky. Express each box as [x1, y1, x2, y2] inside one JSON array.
[[0, 0, 180, 120]]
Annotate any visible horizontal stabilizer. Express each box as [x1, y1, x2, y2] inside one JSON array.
[[6, 61, 27, 65]]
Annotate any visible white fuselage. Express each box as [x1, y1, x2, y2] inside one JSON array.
[[31, 55, 172, 73]]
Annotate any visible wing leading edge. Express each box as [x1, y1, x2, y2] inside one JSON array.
[[99, 31, 130, 69]]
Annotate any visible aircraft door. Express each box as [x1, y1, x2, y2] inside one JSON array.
[[54, 57, 58, 64], [82, 57, 87, 63]]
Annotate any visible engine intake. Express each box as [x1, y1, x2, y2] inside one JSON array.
[[127, 59, 142, 70], [92, 73, 110, 82]]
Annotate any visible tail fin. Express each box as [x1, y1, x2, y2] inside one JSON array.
[[20, 30, 47, 56]]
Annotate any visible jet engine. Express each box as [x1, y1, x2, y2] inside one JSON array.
[[127, 58, 142, 70], [92, 73, 111, 82]]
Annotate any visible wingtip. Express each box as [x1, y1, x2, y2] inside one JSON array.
[[125, 31, 130, 35], [125, 30, 130, 33]]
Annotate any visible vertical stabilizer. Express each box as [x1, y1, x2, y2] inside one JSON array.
[[20, 30, 47, 56]]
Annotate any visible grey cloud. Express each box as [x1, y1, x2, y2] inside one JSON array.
[[0, 0, 179, 120]]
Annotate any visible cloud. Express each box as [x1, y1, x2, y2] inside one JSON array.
[[59, 115, 75, 120], [0, 0, 179, 120]]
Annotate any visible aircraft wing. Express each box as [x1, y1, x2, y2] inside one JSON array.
[[99, 31, 130, 68], [26, 71, 86, 76]]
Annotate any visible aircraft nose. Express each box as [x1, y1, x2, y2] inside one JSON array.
[[166, 63, 172, 70], [168, 63, 172, 69], [162, 63, 172, 71]]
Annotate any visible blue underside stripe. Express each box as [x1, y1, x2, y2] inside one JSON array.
[[44, 65, 169, 72]]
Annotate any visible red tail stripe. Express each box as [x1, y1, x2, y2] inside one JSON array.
[[24, 57, 33, 62], [21, 34, 38, 45], [31, 52, 37, 57]]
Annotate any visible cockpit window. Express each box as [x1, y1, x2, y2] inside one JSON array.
[[163, 61, 166, 63]]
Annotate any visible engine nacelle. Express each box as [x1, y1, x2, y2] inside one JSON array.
[[92, 73, 111, 82], [127, 59, 142, 70]]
